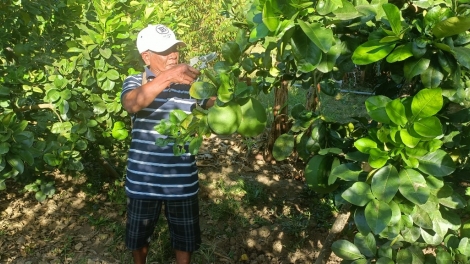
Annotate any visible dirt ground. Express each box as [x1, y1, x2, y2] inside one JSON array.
[[0, 134, 344, 264]]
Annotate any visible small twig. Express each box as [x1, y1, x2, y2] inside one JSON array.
[[213, 251, 233, 263]]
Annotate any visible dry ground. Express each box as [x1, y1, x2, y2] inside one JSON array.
[[0, 133, 347, 264]]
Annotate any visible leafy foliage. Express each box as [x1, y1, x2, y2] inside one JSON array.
[[0, 0, 242, 197]]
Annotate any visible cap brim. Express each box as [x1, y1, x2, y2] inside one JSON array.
[[148, 40, 186, 53]]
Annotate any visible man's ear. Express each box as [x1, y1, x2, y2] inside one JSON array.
[[141, 51, 151, 65]]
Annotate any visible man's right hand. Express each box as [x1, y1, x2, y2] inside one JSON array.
[[163, 64, 200, 85]]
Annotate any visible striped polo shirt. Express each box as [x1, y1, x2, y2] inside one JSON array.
[[121, 67, 199, 200]]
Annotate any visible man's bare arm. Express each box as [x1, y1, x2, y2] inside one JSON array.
[[122, 64, 200, 113]]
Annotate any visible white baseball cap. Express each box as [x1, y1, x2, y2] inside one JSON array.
[[136, 24, 186, 54]]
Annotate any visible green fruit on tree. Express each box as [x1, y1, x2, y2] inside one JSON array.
[[236, 97, 267, 137], [207, 101, 242, 135], [304, 155, 339, 194]]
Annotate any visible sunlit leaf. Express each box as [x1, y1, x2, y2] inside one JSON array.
[[382, 3, 402, 35], [371, 165, 399, 203], [404, 57, 430, 80], [262, 0, 279, 32], [332, 240, 364, 260], [352, 40, 395, 65], [297, 20, 334, 53], [385, 99, 407, 126], [432, 16, 470, 38], [416, 150, 455, 177], [413, 116, 442, 138], [354, 232, 376, 257], [342, 182, 374, 206], [399, 169, 430, 205], [365, 199, 392, 234], [411, 88, 443, 119], [190, 82, 217, 100]]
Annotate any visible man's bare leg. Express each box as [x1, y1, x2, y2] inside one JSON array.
[[175, 250, 191, 264], [132, 245, 149, 264]]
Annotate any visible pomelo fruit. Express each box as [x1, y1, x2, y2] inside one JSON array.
[[207, 102, 242, 135], [236, 97, 267, 137]]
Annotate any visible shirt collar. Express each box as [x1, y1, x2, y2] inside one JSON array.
[[144, 66, 156, 80]]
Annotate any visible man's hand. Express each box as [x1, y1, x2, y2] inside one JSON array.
[[163, 64, 200, 85]]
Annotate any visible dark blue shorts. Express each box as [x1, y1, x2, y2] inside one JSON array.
[[125, 196, 201, 252]]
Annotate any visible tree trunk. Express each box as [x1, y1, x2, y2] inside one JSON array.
[[264, 79, 290, 162], [306, 83, 321, 111], [314, 204, 352, 264]]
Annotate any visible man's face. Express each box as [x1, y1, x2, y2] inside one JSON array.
[[141, 45, 179, 74]]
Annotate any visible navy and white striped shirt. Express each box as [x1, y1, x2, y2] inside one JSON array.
[[121, 67, 199, 200]]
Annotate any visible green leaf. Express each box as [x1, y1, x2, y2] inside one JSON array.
[[365, 96, 392, 123], [376, 257, 394, 264], [331, 240, 364, 260], [297, 20, 334, 53], [354, 232, 377, 257], [272, 134, 295, 161], [420, 61, 444, 88], [330, 163, 362, 182], [189, 137, 203, 155], [421, 222, 445, 246], [354, 138, 377, 154], [99, 48, 112, 59], [368, 148, 389, 168], [262, 0, 279, 32], [399, 169, 430, 205], [35, 191, 47, 202], [342, 182, 374, 206], [106, 69, 120, 81], [412, 204, 433, 229], [365, 199, 392, 234], [190, 82, 217, 100], [352, 40, 396, 65], [404, 57, 431, 80], [402, 225, 421, 243], [169, 110, 188, 123], [354, 208, 371, 235], [436, 249, 453, 264], [385, 99, 407, 126], [221, 42, 241, 65], [317, 42, 341, 73], [382, 3, 402, 35], [332, 0, 361, 20], [316, 0, 343, 15], [249, 23, 270, 43], [371, 165, 399, 203], [6, 155, 24, 174], [400, 129, 421, 148], [0, 142, 9, 155], [411, 88, 443, 119], [386, 43, 414, 63], [291, 29, 322, 72], [439, 192, 466, 209], [453, 47, 470, 69], [458, 238, 470, 257], [416, 150, 455, 177], [46, 88, 61, 102], [111, 121, 128, 140], [413, 116, 442, 138], [432, 16, 470, 38], [43, 153, 61, 166]]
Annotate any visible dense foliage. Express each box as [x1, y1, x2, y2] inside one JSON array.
[[155, 0, 470, 262], [3, 0, 470, 262], [0, 0, 242, 199]]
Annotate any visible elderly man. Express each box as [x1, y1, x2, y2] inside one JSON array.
[[121, 24, 204, 264]]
